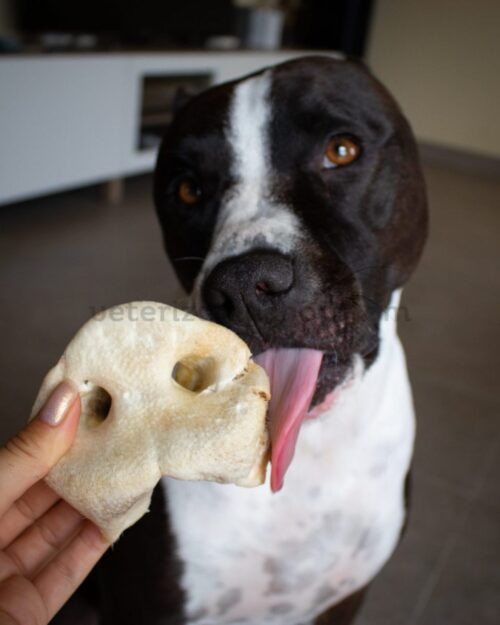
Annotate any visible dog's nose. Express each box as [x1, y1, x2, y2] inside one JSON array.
[[202, 251, 294, 328]]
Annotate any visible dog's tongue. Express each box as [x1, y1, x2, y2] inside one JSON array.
[[254, 348, 323, 492]]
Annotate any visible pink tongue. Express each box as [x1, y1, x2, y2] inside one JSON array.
[[254, 348, 323, 492]]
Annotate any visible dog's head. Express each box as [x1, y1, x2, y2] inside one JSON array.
[[154, 56, 428, 490]]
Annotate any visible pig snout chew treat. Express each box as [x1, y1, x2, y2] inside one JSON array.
[[31, 302, 270, 542]]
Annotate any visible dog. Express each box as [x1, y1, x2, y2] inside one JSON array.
[[55, 55, 427, 625]]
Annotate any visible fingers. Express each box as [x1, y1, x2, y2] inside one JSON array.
[[4, 500, 83, 580], [0, 524, 108, 625], [0, 383, 105, 625], [0, 382, 80, 518], [33, 521, 109, 621], [0, 574, 47, 625], [0, 482, 59, 550]]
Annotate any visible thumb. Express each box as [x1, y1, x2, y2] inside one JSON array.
[[0, 382, 80, 516]]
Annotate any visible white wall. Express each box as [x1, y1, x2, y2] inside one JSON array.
[[367, 0, 500, 159]]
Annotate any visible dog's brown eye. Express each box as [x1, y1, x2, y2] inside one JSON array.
[[177, 179, 202, 206], [324, 136, 360, 168]]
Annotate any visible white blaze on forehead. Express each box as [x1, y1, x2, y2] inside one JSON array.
[[228, 71, 272, 202], [192, 71, 303, 314]]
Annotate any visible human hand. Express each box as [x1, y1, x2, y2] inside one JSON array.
[[0, 382, 109, 625]]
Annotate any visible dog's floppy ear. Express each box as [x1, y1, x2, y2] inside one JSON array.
[[363, 112, 428, 297]]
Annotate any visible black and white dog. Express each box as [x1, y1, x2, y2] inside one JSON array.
[[59, 55, 427, 625]]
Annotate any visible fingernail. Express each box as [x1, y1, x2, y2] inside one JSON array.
[[37, 381, 78, 426]]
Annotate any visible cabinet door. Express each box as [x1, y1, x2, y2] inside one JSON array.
[[0, 57, 129, 205]]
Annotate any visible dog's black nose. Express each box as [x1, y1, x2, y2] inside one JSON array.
[[202, 250, 294, 328]]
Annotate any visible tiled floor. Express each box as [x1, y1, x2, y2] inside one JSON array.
[[358, 166, 500, 625], [0, 164, 499, 624]]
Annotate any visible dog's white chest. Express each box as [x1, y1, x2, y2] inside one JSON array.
[[164, 328, 414, 625]]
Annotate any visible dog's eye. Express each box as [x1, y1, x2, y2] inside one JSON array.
[[177, 178, 202, 206], [323, 136, 360, 168]]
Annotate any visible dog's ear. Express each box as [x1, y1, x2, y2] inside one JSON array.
[[172, 86, 198, 115], [367, 117, 428, 294]]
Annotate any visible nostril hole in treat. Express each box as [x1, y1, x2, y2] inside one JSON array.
[[80, 382, 112, 428], [172, 357, 216, 392]]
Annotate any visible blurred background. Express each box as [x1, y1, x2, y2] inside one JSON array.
[[0, 1, 499, 624]]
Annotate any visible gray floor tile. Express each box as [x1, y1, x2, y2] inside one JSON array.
[[356, 475, 468, 625], [475, 434, 500, 513], [414, 502, 500, 625], [410, 375, 500, 497], [400, 286, 500, 408]]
